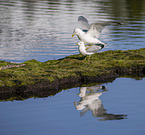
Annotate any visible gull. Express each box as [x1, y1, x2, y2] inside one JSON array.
[[72, 16, 122, 46], [76, 41, 105, 56]]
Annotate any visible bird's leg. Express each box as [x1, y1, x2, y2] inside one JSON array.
[[88, 55, 91, 61], [85, 45, 93, 47], [85, 44, 93, 50], [84, 55, 91, 61], [84, 55, 88, 61]]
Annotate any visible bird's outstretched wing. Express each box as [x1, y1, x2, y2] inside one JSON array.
[[87, 22, 122, 38], [78, 16, 90, 30]]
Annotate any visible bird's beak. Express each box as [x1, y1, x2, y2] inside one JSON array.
[[76, 43, 78, 45], [72, 34, 75, 37]]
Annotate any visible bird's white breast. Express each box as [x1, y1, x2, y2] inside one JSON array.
[[79, 46, 87, 56]]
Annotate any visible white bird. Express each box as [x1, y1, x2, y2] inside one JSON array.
[[76, 41, 105, 56], [72, 16, 122, 46]]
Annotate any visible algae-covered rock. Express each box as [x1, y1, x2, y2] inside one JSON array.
[[0, 48, 145, 90]]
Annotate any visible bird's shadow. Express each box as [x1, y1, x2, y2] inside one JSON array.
[[59, 54, 86, 61]]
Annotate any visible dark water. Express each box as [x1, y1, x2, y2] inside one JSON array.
[[0, 78, 145, 135], [0, 0, 145, 135], [0, 0, 145, 62]]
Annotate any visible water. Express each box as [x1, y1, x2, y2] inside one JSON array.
[[0, 0, 145, 135], [0, 0, 145, 62], [0, 78, 145, 135]]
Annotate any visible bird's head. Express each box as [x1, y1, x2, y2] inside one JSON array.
[[72, 28, 82, 37], [76, 42, 85, 46]]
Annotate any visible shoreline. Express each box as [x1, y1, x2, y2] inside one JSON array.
[[0, 48, 145, 100]]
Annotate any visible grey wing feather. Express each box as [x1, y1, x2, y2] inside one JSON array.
[[86, 45, 102, 52], [86, 23, 107, 38], [78, 16, 90, 30], [87, 21, 122, 38]]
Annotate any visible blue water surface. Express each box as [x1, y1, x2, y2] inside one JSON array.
[[0, 78, 145, 135]]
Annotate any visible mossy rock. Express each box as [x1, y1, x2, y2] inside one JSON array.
[[0, 48, 145, 88]]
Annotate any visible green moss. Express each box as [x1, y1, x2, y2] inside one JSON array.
[[0, 48, 145, 87], [0, 61, 11, 67]]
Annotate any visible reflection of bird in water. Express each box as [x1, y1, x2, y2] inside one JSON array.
[[74, 85, 127, 121], [72, 16, 122, 46]]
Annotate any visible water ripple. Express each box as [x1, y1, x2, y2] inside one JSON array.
[[0, 0, 145, 62]]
